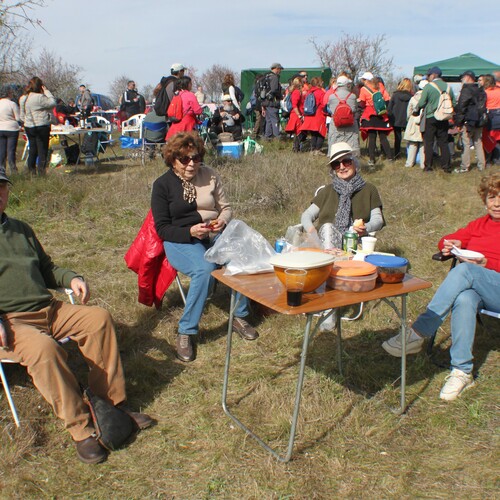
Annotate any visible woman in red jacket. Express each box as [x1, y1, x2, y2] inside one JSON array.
[[383, 171, 500, 402], [299, 76, 327, 155], [166, 76, 203, 139], [358, 72, 393, 166], [284, 77, 304, 152]]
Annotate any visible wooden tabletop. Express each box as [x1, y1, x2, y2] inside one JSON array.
[[212, 270, 432, 315]]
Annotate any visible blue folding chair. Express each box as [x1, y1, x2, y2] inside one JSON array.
[[141, 121, 168, 166]]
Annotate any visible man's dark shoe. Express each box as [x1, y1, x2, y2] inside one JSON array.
[[232, 317, 259, 341], [117, 404, 155, 430], [176, 334, 195, 362], [75, 436, 107, 464]]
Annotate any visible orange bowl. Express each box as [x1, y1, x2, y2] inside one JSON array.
[[270, 250, 335, 293], [273, 264, 333, 292]]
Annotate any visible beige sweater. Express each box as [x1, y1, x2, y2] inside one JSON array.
[[19, 89, 56, 127]]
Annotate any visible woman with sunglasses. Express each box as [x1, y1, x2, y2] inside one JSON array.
[[300, 142, 385, 250], [151, 132, 258, 362]]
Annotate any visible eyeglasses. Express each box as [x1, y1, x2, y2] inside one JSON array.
[[330, 158, 354, 170], [177, 154, 202, 165]]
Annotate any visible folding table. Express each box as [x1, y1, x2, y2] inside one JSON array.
[[212, 269, 432, 462]]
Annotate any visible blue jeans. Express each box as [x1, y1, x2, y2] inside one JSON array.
[[164, 240, 250, 335], [413, 263, 500, 373], [0, 130, 19, 173]]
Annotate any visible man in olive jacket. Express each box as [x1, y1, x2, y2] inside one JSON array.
[[415, 66, 455, 173], [0, 173, 152, 464]]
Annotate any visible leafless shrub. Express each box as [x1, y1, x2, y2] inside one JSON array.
[[310, 33, 394, 81]]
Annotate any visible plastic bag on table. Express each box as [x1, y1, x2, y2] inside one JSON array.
[[284, 224, 323, 250], [204, 219, 275, 275]]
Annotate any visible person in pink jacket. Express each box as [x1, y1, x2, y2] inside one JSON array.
[[166, 76, 203, 139]]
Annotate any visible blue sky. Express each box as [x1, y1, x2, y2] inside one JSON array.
[[26, 0, 500, 96]]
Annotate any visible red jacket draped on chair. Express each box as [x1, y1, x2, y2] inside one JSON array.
[[124, 209, 177, 309]]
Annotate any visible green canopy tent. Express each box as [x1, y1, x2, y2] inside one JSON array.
[[240, 67, 332, 113], [413, 53, 500, 82]]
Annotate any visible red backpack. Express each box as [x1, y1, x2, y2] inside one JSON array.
[[332, 92, 354, 128], [167, 93, 183, 122]]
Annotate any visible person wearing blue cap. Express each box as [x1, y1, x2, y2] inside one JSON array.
[[414, 66, 455, 173]]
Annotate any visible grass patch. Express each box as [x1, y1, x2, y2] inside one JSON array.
[[0, 140, 498, 498]]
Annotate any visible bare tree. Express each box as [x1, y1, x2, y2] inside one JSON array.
[[199, 64, 239, 103], [0, 1, 46, 84], [141, 83, 154, 103], [0, 1, 46, 33], [18, 48, 81, 100], [310, 33, 394, 81], [109, 75, 131, 104], [0, 27, 31, 84]]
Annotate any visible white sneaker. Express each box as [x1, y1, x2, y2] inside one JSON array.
[[382, 327, 424, 357], [439, 369, 474, 401]]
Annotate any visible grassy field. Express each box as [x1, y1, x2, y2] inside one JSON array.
[[0, 138, 498, 499]]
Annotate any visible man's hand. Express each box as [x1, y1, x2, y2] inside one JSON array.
[[70, 277, 90, 304], [0, 321, 9, 349]]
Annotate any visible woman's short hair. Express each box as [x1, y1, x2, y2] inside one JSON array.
[[25, 76, 43, 94], [175, 76, 192, 92], [162, 132, 205, 167], [478, 171, 500, 203], [397, 78, 413, 93], [222, 73, 235, 87]]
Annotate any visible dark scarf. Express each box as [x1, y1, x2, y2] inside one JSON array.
[[333, 173, 366, 234]]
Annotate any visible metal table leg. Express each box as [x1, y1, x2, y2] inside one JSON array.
[[381, 294, 408, 414], [222, 296, 318, 462]]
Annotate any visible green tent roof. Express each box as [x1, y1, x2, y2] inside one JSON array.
[[413, 53, 500, 81], [240, 67, 332, 111]]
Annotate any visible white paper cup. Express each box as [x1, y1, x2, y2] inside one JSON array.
[[361, 236, 377, 253]]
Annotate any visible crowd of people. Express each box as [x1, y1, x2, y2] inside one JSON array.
[[270, 65, 500, 172], [0, 60, 498, 467]]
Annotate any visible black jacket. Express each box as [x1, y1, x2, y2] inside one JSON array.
[[454, 83, 487, 128], [388, 91, 412, 128]]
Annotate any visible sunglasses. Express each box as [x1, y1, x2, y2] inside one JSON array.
[[330, 158, 354, 170], [177, 154, 202, 165]]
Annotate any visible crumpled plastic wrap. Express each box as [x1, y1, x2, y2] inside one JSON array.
[[204, 219, 275, 275]]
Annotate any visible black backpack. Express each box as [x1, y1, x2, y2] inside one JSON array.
[[154, 76, 176, 116], [234, 86, 244, 103], [465, 88, 487, 127], [256, 74, 272, 101], [81, 131, 99, 156]]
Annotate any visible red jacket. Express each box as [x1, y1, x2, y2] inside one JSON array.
[[124, 210, 177, 308], [299, 86, 327, 137], [438, 215, 500, 272]]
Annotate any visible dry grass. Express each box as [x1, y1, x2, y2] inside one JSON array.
[[0, 140, 498, 499]]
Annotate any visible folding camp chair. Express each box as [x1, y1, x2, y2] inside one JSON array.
[[0, 289, 75, 428], [140, 120, 168, 166], [86, 116, 118, 160], [121, 114, 146, 136]]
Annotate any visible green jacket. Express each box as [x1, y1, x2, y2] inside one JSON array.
[[0, 214, 79, 314], [417, 79, 456, 119]]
